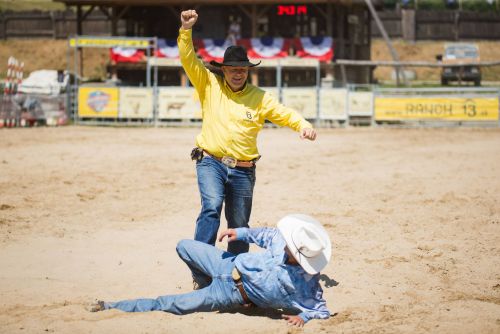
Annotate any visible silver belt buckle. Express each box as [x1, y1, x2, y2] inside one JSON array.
[[221, 156, 237, 168]]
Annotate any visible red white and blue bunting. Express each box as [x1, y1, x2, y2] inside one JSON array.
[[110, 37, 333, 63], [239, 37, 290, 59], [295, 37, 333, 62], [196, 39, 233, 63], [156, 39, 179, 58], [110, 47, 145, 63]]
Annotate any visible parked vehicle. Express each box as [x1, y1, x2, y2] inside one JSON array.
[[17, 69, 76, 95], [437, 43, 481, 86], [5, 69, 75, 126]]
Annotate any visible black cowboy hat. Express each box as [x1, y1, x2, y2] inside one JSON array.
[[210, 45, 261, 67]]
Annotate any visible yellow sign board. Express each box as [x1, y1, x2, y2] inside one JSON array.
[[119, 88, 153, 119], [78, 87, 119, 118], [375, 97, 499, 121], [70, 37, 150, 48]]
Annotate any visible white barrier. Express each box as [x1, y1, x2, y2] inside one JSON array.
[[157, 87, 201, 119], [320, 89, 348, 120], [73, 85, 500, 127], [282, 87, 317, 119], [119, 87, 153, 119]]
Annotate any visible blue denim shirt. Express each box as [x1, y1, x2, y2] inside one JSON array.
[[233, 227, 330, 323]]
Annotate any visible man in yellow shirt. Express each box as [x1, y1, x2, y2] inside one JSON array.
[[178, 10, 317, 285]]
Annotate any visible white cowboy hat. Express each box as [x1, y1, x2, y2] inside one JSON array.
[[277, 214, 331, 275]]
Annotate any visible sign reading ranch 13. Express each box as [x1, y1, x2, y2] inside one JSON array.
[[374, 97, 499, 122], [78, 87, 119, 118]]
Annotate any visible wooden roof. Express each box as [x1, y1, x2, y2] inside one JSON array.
[[54, 0, 381, 6]]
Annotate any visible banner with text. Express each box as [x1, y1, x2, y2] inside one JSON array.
[[349, 92, 374, 116], [70, 37, 150, 48], [282, 88, 317, 119], [320, 89, 347, 120], [119, 88, 153, 119], [78, 87, 119, 118], [158, 87, 201, 119], [375, 97, 499, 121]]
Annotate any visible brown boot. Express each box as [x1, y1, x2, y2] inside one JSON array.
[[87, 300, 105, 312]]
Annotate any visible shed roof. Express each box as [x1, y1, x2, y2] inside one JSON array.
[[54, 0, 381, 6]]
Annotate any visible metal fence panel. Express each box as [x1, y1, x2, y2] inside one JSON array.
[[0, 93, 67, 127]]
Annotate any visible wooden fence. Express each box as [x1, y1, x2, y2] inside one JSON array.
[[1, 9, 499, 40], [372, 9, 500, 40], [0, 10, 122, 39]]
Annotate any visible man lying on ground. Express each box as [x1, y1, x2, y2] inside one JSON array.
[[89, 214, 331, 327]]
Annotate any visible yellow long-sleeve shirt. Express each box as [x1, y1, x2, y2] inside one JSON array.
[[178, 28, 312, 161]]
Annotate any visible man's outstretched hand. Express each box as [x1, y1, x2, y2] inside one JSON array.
[[181, 9, 198, 30], [218, 229, 238, 242], [300, 128, 317, 141], [282, 314, 305, 327]]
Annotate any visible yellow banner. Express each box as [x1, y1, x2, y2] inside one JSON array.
[[119, 88, 153, 119], [70, 37, 150, 48], [375, 97, 499, 121], [78, 87, 119, 118]]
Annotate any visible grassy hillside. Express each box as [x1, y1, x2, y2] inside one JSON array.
[[372, 39, 500, 84], [1, 38, 500, 84]]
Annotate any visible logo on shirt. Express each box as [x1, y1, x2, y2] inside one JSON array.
[[246, 111, 253, 120]]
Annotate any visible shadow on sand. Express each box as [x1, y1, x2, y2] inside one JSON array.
[[319, 274, 339, 288]]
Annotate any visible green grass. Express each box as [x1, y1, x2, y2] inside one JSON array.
[[0, 0, 65, 12]]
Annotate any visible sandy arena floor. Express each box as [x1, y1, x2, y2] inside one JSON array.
[[0, 126, 499, 334]]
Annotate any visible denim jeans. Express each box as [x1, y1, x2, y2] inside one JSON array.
[[195, 155, 256, 255], [104, 239, 244, 314]]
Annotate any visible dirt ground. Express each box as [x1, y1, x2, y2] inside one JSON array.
[[0, 126, 499, 334]]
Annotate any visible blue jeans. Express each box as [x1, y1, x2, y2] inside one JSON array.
[[195, 156, 256, 255], [104, 240, 244, 314]]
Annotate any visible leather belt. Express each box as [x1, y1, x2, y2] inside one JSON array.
[[232, 267, 253, 306], [203, 150, 255, 168]]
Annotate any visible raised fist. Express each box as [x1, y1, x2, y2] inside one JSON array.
[[181, 10, 198, 30]]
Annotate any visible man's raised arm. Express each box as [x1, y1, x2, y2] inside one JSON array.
[[178, 9, 208, 91]]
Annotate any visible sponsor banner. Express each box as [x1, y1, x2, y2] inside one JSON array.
[[119, 88, 153, 119], [282, 88, 317, 119], [78, 87, 119, 118], [158, 87, 201, 119], [320, 89, 347, 120], [375, 97, 499, 121], [349, 92, 373, 116], [70, 37, 150, 48]]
